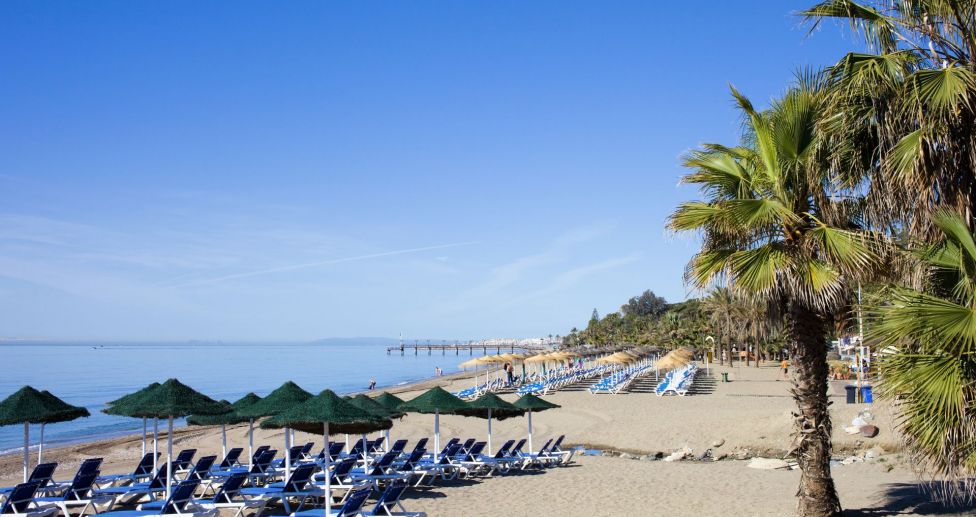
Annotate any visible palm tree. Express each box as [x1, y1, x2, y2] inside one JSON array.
[[668, 82, 877, 517], [701, 287, 738, 365], [804, 1, 976, 236], [868, 211, 976, 485], [742, 294, 773, 367]]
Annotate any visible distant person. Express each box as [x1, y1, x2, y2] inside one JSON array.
[[780, 359, 789, 380], [435, 366, 442, 377], [368, 378, 377, 390], [506, 363, 514, 385]]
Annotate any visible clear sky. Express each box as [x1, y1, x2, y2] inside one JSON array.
[[0, 1, 859, 341]]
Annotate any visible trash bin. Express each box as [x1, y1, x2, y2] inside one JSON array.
[[844, 385, 857, 404], [721, 372, 729, 383], [860, 385, 873, 403]]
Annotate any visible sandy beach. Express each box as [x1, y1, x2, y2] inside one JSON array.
[[1, 364, 970, 516]]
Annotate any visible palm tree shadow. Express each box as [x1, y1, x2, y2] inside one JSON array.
[[843, 481, 976, 516]]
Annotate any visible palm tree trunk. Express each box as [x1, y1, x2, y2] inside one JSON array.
[[788, 303, 841, 517]]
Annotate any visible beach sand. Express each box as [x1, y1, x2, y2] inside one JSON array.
[[1, 363, 970, 516]]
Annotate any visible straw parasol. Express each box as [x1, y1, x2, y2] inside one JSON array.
[[187, 392, 262, 458], [372, 392, 405, 413], [512, 394, 560, 453], [523, 353, 552, 364], [347, 394, 404, 456], [457, 393, 524, 455], [458, 357, 484, 369], [654, 348, 695, 370], [35, 390, 90, 464], [107, 379, 227, 499], [263, 390, 391, 517], [0, 386, 90, 481], [236, 381, 312, 474], [398, 387, 469, 462], [105, 382, 161, 465]]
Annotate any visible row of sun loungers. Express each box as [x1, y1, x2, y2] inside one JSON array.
[[0, 433, 575, 517], [517, 366, 614, 396], [588, 364, 654, 394], [452, 378, 504, 401], [655, 363, 699, 396]]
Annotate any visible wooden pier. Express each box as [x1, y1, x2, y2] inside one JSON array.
[[386, 342, 546, 355]]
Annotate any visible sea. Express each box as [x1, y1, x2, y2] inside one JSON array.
[[0, 339, 492, 453]]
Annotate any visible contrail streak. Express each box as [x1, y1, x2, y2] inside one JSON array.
[[174, 241, 478, 287]]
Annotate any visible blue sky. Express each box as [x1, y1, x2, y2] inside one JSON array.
[[0, 1, 859, 341]]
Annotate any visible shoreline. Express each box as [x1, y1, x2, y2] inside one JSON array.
[[0, 366, 489, 460]]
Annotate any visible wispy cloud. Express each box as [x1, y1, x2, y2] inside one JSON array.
[[172, 241, 479, 287]]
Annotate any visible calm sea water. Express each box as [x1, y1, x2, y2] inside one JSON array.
[[0, 340, 491, 453]]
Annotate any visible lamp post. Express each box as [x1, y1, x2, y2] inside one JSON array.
[[704, 336, 714, 375]]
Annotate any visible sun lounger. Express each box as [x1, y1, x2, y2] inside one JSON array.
[[96, 454, 159, 488], [290, 485, 371, 517], [0, 482, 57, 517], [93, 464, 171, 505], [360, 479, 425, 517], [0, 464, 58, 498], [33, 471, 115, 516], [180, 473, 265, 517], [240, 463, 318, 513], [216, 448, 244, 470], [99, 480, 216, 517]]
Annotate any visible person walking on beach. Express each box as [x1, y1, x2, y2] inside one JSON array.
[[506, 363, 515, 385], [368, 378, 376, 390], [434, 366, 442, 377]]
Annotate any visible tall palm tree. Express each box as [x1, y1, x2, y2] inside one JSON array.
[[701, 287, 739, 365], [868, 210, 976, 486], [741, 294, 771, 367], [668, 81, 877, 517]]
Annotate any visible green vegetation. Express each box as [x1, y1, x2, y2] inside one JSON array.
[[563, 290, 707, 349], [653, 2, 976, 514]]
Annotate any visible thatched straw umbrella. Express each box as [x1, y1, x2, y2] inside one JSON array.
[[235, 381, 312, 473], [187, 392, 261, 459], [106, 382, 161, 467], [398, 387, 469, 462], [263, 390, 391, 517], [458, 393, 524, 454], [513, 394, 560, 453], [108, 379, 228, 499], [0, 386, 90, 481]]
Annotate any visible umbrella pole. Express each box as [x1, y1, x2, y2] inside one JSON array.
[[166, 416, 173, 501], [361, 435, 368, 466], [142, 418, 147, 457], [344, 434, 349, 452], [248, 419, 254, 469], [323, 422, 332, 517], [527, 411, 534, 454], [487, 409, 492, 455], [38, 424, 44, 464], [153, 418, 159, 472], [384, 429, 391, 452], [221, 424, 227, 459], [284, 426, 291, 479], [22, 422, 28, 482], [433, 409, 440, 464]]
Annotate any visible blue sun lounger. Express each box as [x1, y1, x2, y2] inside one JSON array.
[[360, 479, 426, 517], [0, 464, 58, 499], [101, 480, 216, 517], [97, 454, 159, 488], [0, 482, 57, 517], [240, 463, 318, 513], [290, 485, 371, 517], [33, 471, 115, 516]]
